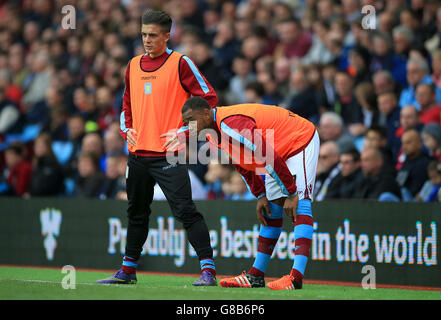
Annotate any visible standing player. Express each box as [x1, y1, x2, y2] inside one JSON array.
[[97, 10, 218, 286], [177, 97, 319, 290]]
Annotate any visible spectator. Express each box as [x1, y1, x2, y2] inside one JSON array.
[[21, 50, 52, 111], [314, 141, 341, 201], [363, 125, 395, 166], [226, 171, 254, 201], [273, 18, 312, 60], [318, 111, 356, 153], [227, 54, 255, 104], [204, 160, 234, 200], [416, 160, 441, 202], [81, 131, 105, 171], [396, 129, 432, 201], [348, 46, 371, 85], [333, 71, 364, 137], [354, 81, 379, 132], [395, 105, 424, 170], [244, 81, 265, 104], [425, 7, 441, 53], [370, 32, 396, 73], [415, 83, 441, 125], [255, 71, 283, 105], [301, 20, 334, 66], [377, 91, 401, 157], [0, 69, 22, 107], [98, 151, 125, 200], [72, 151, 105, 198], [325, 147, 364, 199], [285, 67, 319, 122], [392, 25, 415, 87], [399, 56, 441, 110], [27, 133, 64, 197], [0, 142, 32, 197], [95, 86, 118, 132], [273, 57, 291, 98], [0, 83, 22, 135], [353, 147, 401, 201], [212, 19, 240, 78], [190, 41, 228, 92], [372, 70, 399, 97], [431, 49, 441, 90], [421, 123, 441, 161]]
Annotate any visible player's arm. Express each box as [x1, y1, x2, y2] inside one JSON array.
[[162, 56, 218, 150], [221, 115, 297, 197], [119, 62, 137, 146], [179, 55, 218, 107]]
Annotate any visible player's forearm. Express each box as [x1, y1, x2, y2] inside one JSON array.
[[119, 62, 133, 142], [233, 164, 266, 198]]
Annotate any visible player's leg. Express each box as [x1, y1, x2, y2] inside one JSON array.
[[267, 131, 320, 290], [152, 159, 216, 286], [97, 154, 155, 284], [218, 199, 283, 288]]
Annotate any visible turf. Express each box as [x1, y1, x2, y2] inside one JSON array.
[[0, 267, 440, 300]]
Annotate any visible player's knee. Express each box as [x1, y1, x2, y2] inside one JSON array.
[[175, 210, 204, 229]]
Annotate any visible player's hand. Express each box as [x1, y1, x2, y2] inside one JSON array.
[[126, 128, 137, 146], [284, 194, 299, 225], [160, 130, 180, 151], [256, 195, 271, 226], [160, 130, 185, 151]]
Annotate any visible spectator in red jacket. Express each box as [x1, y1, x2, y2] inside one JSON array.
[[1, 142, 32, 197]]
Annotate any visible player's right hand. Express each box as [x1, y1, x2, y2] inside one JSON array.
[[256, 196, 271, 226], [126, 128, 137, 146], [161, 130, 180, 151]]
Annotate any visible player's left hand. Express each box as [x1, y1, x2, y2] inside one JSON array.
[[283, 194, 299, 224]]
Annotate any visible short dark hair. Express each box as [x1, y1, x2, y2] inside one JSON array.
[[341, 147, 360, 162], [245, 81, 265, 97], [141, 10, 172, 33], [182, 97, 210, 113], [368, 125, 388, 140]]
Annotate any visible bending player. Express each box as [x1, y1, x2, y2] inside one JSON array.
[[167, 97, 320, 290]]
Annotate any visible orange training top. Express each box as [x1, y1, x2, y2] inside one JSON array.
[[128, 52, 190, 153], [214, 104, 316, 161]]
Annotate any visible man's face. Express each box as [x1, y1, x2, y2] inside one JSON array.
[[340, 153, 359, 177], [182, 108, 211, 135], [335, 73, 353, 97], [318, 144, 340, 172], [416, 85, 434, 109], [373, 75, 393, 95], [406, 62, 425, 86], [377, 93, 396, 115], [401, 130, 421, 158], [364, 130, 385, 149], [400, 106, 420, 130], [360, 149, 381, 176], [318, 119, 339, 141], [141, 24, 170, 58]]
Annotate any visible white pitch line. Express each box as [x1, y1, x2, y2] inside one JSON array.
[[2, 279, 136, 287]]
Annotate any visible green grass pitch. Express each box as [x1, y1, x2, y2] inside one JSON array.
[[0, 266, 440, 300]]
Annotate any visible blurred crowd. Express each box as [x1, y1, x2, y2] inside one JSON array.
[[0, 0, 441, 202]]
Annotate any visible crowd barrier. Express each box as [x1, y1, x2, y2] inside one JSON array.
[[0, 198, 439, 287]]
